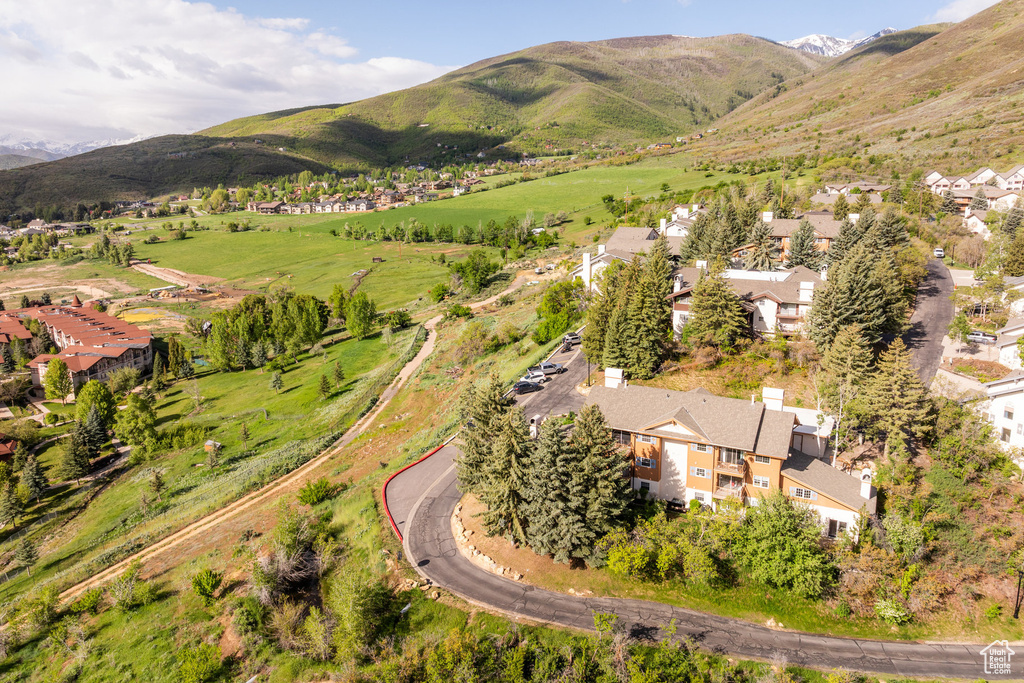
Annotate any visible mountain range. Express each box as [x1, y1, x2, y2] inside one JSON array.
[[781, 28, 898, 57], [2, 0, 1024, 213]]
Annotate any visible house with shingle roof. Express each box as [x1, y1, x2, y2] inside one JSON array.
[[668, 264, 822, 337], [585, 382, 874, 538], [571, 226, 686, 292], [731, 211, 846, 262]]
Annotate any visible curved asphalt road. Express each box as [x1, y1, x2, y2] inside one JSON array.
[[387, 444, 1008, 679]]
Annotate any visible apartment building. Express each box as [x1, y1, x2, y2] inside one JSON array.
[[586, 382, 875, 538]]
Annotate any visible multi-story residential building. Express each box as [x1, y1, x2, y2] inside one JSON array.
[[731, 211, 846, 262], [586, 382, 875, 538], [571, 226, 686, 292], [980, 370, 1024, 460], [14, 299, 153, 389], [668, 265, 822, 337]]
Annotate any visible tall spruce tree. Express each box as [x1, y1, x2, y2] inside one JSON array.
[[871, 208, 910, 250], [602, 304, 630, 370], [1004, 201, 1023, 237], [456, 375, 511, 490], [940, 190, 959, 215], [832, 194, 850, 220], [825, 218, 859, 268], [14, 537, 37, 576], [478, 407, 531, 544], [818, 324, 872, 455], [744, 220, 779, 271], [581, 261, 624, 365], [970, 186, 988, 211], [569, 405, 629, 564], [862, 338, 930, 456], [786, 218, 821, 270], [686, 262, 747, 348], [0, 482, 22, 529], [84, 404, 107, 458], [56, 426, 91, 484], [521, 420, 571, 557], [624, 249, 672, 379], [21, 452, 47, 503]]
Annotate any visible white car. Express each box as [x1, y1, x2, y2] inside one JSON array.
[[521, 370, 549, 384], [934, 247, 945, 258]]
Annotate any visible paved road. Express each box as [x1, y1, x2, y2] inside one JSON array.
[[514, 343, 589, 418], [387, 444, 1010, 680], [904, 259, 954, 385]]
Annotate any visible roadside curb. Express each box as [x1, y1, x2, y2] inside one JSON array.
[[382, 435, 458, 541]]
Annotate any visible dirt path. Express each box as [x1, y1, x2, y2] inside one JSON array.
[[58, 273, 530, 601], [130, 261, 223, 289]]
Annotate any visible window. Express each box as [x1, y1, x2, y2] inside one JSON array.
[[694, 492, 705, 503], [720, 447, 743, 464], [637, 434, 655, 444], [690, 467, 709, 479], [691, 443, 709, 452], [1005, 407, 1015, 420], [790, 487, 816, 500], [754, 455, 771, 465], [611, 430, 631, 445], [1018, 424, 1023, 436], [1002, 428, 1011, 443], [827, 519, 848, 539], [639, 482, 651, 492], [636, 456, 656, 469], [752, 476, 770, 489]]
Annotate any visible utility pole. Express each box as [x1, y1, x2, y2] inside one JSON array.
[[1014, 568, 1023, 620]]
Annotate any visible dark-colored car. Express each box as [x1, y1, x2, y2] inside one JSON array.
[[512, 381, 543, 395]]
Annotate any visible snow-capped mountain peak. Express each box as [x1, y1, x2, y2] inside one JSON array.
[[781, 28, 897, 58], [0, 134, 151, 161]]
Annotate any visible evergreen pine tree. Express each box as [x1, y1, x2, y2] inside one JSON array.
[[12, 442, 28, 472], [761, 179, 775, 205], [0, 299, 4, 311], [819, 324, 872, 453], [56, 427, 90, 484], [940, 190, 959, 215], [970, 186, 988, 211], [568, 405, 628, 565], [270, 372, 283, 393], [21, 452, 47, 503], [318, 374, 331, 400], [0, 344, 13, 373], [862, 338, 930, 456], [871, 208, 910, 250], [0, 482, 22, 529], [478, 407, 531, 544], [456, 375, 511, 490], [167, 336, 184, 379], [744, 220, 779, 271], [581, 262, 623, 365], [786, 218, 820, 269], [14, 537, 37, 576], [151, 353, 165, 390], [239, 422, 250, 450], [84, 404, 108, 457], [686, 261, 747, 348], [521, 420, 570, 557], [832, 194, 850, 220], [1004, 202, 1023, 237], [332, 362, 345, 387], [602, 303, 630, 369]]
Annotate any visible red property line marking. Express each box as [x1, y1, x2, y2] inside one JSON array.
[[382, 442, 448, 541]]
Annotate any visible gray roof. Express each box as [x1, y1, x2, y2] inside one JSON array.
[[603, 227, 685, 261], [767, 213, 844, 239], [782, 450, 877, 514], [669, 266, 822, 305], [585, 384, 795, 458], [811, 192, 882, 206]]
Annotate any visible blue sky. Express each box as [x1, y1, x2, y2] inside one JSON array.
[[0, 0, 999, 146]]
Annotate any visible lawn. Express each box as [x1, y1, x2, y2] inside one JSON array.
[[0, 325, 418, 602]]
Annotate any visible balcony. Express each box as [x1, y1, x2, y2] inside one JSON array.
[[713, 485, 744, 500], [714, 459, 745, 476]]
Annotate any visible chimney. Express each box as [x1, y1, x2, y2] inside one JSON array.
[[860, 469, 874, 500], [692, 203, 699, 213], [597, 244, 606, 256], [799, 280, 814, 302], [673, 273, 683, 293], [762, 211, 773, 223], [695, 259, 708, 271], [605, 368, 624, 389], [680, 207, 690, 219], [849, 213, 860, 224], [660, 218, 667, 231], [762, 387, 785, 411], [582, 252, 591, 289]]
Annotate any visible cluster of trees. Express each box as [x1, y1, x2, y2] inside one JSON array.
[[0, 440, 48, 531], [343, 213, 557, 253], [0, 231, 81, 266], [532, 279, 585, 344], [87, 232, 135, 267], [581, 235, 672, 379], [457, 376, 629, 566], [808, 208, 919, 349]]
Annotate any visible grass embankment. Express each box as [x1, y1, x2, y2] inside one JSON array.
[[0, 326, 420, 602]]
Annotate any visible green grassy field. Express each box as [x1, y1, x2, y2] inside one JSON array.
[[0, 326, 415, 602], [0, 259, 166, 304]]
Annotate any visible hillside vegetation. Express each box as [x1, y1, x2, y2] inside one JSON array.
[[0, 154, 43, 171], [0, 35, 822, 211], [701, 0, 1024, 169]]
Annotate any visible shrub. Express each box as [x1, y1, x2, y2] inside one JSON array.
[[297, 478, 341, 506], [233, 597, 267, 639], [834, 601, 852, 618], [874, 599, 911, 624], [429, 282, 451, 303], [497, 293, 515, 307], [444, 304, 473, 320], [177, 643, 221, 683], [985, 604, 1003, 619], [191, 569, 223, 607], [70, 588, 104, 615]]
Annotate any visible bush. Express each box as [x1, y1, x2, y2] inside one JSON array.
[[445, 304, 473, 320], [70, 588, 104, 615], [497, 293, 515, 307], [233, 597, 267, 639], [177, 643, 221, 683], [834, 601, 852, 618], [429, 282, 451, 303], [191, 569, 223, 607], [297, 478, 341, 506], [985, 604, 1003, 619], [874, 599, 911, 624]]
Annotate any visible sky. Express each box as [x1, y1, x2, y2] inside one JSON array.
[[0, 0, 1003, 148]]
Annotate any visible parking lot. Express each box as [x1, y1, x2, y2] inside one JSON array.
[[513, 341, 590, 418]]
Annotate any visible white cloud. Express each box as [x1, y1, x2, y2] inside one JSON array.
[[931, 0, 1001, 22], [0, 0, 456, 145]]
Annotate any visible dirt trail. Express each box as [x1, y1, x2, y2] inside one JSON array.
[[130, 261, 223, 288], [58, 273, 530, 601]]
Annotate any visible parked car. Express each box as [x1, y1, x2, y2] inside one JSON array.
[[520, 370, 549, 384], [512, 381, 543, 395], [563, 332, 581, 345], [545, 263, 555, 270], [530, 361, 566, 376], [534, 267, 544, 274], [934, 247, 945, 258], [967, 330, 997, 344]]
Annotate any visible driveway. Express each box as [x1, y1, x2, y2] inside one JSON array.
[[513, 343, 589, 418], [390, 444, 1003, 680], [904, 258, 954, 385]]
